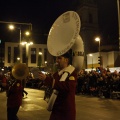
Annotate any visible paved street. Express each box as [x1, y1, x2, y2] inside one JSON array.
[[0, 88, 120, 120]]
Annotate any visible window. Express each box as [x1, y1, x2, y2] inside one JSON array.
[[22, 47, 26, 63], [88, 13, 93, 23], [14, 47, 19, 63], [8, 47, 11, 63], [31, 48, 36, 63]]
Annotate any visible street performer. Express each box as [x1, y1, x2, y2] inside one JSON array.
[[39, 52, 77, 120], [6, 73, 23, 120]]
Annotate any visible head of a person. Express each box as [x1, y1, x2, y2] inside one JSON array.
[[56, 52, 70, 69]]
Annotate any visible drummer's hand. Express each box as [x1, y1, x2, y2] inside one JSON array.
[[39, 72, 46, 80]]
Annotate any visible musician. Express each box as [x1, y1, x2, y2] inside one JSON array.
[[6, 73, 23, 120], [39, 52, 77, 120]]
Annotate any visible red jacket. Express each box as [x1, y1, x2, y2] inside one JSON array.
[[7, 79, 23, 108], [44, 70, 77, 120]]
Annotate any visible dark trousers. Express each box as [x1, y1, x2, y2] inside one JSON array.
[[22, 90, 28, 97], [0, 85, 5, 91], [7, 106, 20, 120]]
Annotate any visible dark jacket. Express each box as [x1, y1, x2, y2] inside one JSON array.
[[6, 79, 23, 108], [44, 70, 77, 120]]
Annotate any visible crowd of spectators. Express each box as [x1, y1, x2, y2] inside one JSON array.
[[76, 67, 120, 99], [1, 67, 120, 100]]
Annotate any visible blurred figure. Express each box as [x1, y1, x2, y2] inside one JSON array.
[[76, 69, 85, 94], [0, 74, 7, 92], [0, 74, 3, 91], [22, 89, 28, 97], [6, 73, 23, 120], [22, 79, 28, 97]]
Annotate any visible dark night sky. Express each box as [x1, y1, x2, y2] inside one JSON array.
[[0, 0, 119, 45]]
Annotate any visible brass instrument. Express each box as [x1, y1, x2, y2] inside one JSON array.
[[47, 11, 84, 70], [12, 63, 29, 80]]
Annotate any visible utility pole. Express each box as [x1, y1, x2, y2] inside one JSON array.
[[117, 0, 120, 52]]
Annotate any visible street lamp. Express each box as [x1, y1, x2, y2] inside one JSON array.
[[17, 57, 20, 63], [38, 52, 42, 68], [9, 24, 22, 43], [21, 41, 33, 66], [9, 24, 31, 63], [39, 52, 42, 55], [89, 54, 93, 69], [0, 21, 32, 66], [0, 21, 32, 44], [95, 37, 102, 67], [9, 24, 31, 43], [117, 0, 120, 52], [25, 31, 30, 36], [95, 37, 101, 56]]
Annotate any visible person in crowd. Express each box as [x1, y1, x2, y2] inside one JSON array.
[[22, 89, 28, 97], [1, 74, 7, 92], [0, 74, 3, 91], [75, 68, 120, 99], [6, 73, 23, 120], [39, 52, 78, 120], [76, 69, 85, 94], [22, 79, 28, 97]]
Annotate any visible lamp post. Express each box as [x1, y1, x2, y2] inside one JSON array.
[[117, 0, 120, 53], [95, 37, 101, 56], [0, 21, 32, 30], [17, 57, 20, 63], [9, 24, 31, 63], [9, 24, 22, 42], [9, 24, 31, 43], [45, 61, 47, 65], [38, 52, 42, 69], [0, 21, 32, 44], [95, 37, 102, 67], [9, 25, 22, 63], [89, 54, 93, 69], [21, 41, 33, 66]]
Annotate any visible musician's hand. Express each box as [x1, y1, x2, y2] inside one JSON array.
[[39, 72, 46, 80]]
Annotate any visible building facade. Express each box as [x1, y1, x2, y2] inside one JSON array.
[[3, 42, 120, 73], [76, 0, 99, 68], [0, 40, 4, 68], [5, 42, 54, 68], [87, 51, 120, 69]]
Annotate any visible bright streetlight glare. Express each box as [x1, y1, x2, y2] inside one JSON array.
[[89, 54, 93, 56], [39, 52, 42, 55], [27, 42, 33, 45], [25, 31, 30, 36], [21, 41, 33, 45], [17, 57, 20, 60], [45, 61, 47, 64], [9, 25, 14, 30], [95, 37, 100, 42], [29, 42, 33, 45], [21, 42, 27, 45]]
